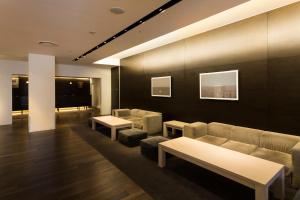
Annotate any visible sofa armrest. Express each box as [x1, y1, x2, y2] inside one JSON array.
[[183, 122, 207, 139], [114, 109, 130, 117], [292, 142, 300, 188], [143, 114, 162, 135]]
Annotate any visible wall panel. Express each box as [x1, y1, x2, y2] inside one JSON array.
[[120, 3, 300, 135]]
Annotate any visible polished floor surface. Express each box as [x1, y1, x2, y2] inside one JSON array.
[[0, 111, 297, 200], [0, 111, 152, 200]]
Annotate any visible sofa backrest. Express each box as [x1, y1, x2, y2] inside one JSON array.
[[208, 122, 232, 139], [230, 126, 262, 146], [130, 109, 161, 118], [260, 131, 300, 153]]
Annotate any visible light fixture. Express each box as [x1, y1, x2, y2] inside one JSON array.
[[74, 0, 182, 62], [110, 7, 125, 15], [26, 81, 29, 84], [69, 81, 72, 85]]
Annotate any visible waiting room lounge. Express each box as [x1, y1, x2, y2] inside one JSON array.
[[1, 1, 300, 200]]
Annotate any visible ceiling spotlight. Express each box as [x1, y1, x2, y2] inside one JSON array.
[[38, 41, 58, 47], [110, 7, 125, 15], [104, 41, 107, 44], [124, 29, 127, 32], [139, 20, 143, 23], [113, 36, 116, 39], [26, 81, 29, 84], [69, 81, 72, 85]]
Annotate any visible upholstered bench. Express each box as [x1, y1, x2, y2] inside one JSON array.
[[140, 136, 170, 160], [118, 128, 147, 147]]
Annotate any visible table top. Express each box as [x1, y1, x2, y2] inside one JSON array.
[[159, 137, 284, 186], [164, 120, 189, 128], [93, 116, 132, 126]]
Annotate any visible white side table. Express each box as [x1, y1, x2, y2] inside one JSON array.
[[163, 120, 189, 137]]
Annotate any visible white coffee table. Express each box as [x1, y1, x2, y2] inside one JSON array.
[[158, 137, 285, 200], [92, 116, 133, 141]]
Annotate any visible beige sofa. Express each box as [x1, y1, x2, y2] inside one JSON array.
[[113, 108, 162, 134], [184, 122, 300, 188]]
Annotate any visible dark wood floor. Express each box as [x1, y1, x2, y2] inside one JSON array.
[[0, 111, 152, 200]]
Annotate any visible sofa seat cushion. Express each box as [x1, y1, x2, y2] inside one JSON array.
[[221, 140, 257, 154], [251, 148, 292, 176], [197, 135, 228, 146], [122, 116, 143, 129], [133, 121, 143, 129], [123, 116, 141, 121]]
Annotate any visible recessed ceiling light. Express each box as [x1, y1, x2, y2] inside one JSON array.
[[110, 7, 125, 15], [38, 41, 58, 47]]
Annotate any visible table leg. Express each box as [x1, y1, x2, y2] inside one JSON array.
[[273, 169, 285, 200], [158, 146, 166, 168], [255, 185, 268, 200], [111, 127, 116, 141], [163, 123, 167, 137], [92, 120, 96, 130]]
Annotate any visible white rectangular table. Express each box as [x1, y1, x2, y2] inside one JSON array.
[[92, 116, 133, 141], [158, 137, 285, 200], [163, 120, 189, 137]]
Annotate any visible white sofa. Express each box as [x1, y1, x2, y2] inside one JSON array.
[[113, 108, 162, 134], [184, 122, 300, 188]]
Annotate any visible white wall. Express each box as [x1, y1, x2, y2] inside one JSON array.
[[0, 59, 111, 126], [28, 54, 55, 132], [0, 60, 28, 125], [91, 78, 101, 109]]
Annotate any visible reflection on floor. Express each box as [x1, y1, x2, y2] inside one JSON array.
[[0, 110, 152, 200], [1, 110, 297, 200]]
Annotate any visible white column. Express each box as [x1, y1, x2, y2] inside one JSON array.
[[28, 54, 55, 132], [0, 70, 12, 125]]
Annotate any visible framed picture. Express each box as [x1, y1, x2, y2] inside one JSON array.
[[200, 70, 238, 101], [151, 76, 171, 97]]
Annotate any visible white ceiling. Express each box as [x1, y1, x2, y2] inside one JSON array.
[[97, 0, 300, 65], [0, 0, 250, 65]]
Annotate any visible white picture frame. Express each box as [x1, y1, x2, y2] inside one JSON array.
[[151, 76, 171, 97], [199, 70, 239, 101]]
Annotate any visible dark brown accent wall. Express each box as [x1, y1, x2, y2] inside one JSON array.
[[120, 3, 300, 135], [111, 66, 120, 109]]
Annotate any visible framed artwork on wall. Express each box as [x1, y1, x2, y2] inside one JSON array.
[[151, 76, 171, 97], [199, 70, 239, 101]]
